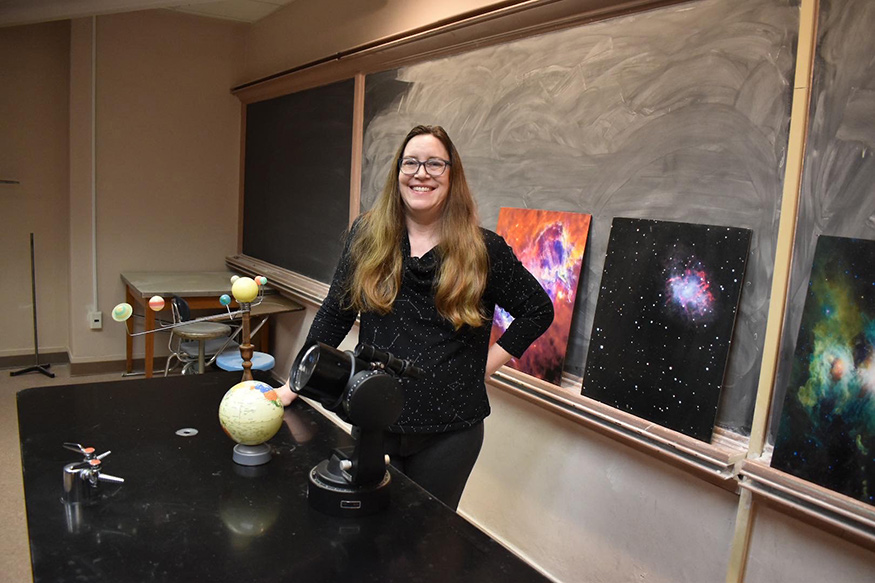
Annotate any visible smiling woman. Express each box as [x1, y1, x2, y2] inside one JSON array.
[[349, 125, 491, 328], [398, 134, 451, 235], [277, 124, 554, 510]]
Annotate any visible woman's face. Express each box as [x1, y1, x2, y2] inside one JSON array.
[[398, 134, 451, 224]]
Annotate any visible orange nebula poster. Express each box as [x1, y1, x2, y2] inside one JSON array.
[[489, 207, 591, 384]]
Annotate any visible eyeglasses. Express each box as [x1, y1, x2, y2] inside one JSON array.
[[398, 157, 451, 177]]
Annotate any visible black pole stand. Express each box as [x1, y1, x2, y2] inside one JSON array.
[[11, 233, 55, 378]]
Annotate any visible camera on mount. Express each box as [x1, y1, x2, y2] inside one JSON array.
[[290, 342, 422, 516]]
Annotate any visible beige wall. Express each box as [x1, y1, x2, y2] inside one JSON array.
[[68, 10, 245, 363], [1, 11, 245, 364], [68, 17, 97, 363], [470, 386, 739, 582], [743, 505, 875, 583], [0, 21, 71, 359]]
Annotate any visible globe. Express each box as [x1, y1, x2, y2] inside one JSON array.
[[218, 380, 284, 446]]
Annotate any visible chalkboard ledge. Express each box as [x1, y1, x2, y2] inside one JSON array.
[[487, 368, 746, 491], [489, 368, 875, 549], [739, 458, 875, 550], [226, 254, 329, 308]]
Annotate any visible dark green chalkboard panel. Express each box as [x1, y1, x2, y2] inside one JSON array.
[[242, 79, 355, 284]]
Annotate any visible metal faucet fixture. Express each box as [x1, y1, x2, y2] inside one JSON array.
[[62, 442, 125, 503]]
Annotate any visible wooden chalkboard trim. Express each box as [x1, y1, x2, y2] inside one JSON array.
[[232, 0, 689, 104], [738, 459, 875, 551], [489, 367, 745, 491], [232, 0, 537, 92], [349, 73, 365, 226], [747, 0, 820, 460], [236, 104, 247, 254], [226, 254, 329, 308], [726, 3, 821, 580]]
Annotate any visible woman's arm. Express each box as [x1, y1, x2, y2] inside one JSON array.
[[485, 231, 554, 360], [485, 342, 513, 380]]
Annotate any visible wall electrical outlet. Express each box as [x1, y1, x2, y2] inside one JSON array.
[[89, 311, 103, 330]]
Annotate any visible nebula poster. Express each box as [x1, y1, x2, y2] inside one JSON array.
[[771, 236, 875, 506], [489, 208, 591, 385], [581, 218, 751, 441]]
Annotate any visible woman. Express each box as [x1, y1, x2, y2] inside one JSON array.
[[278, 125, 553, 510]]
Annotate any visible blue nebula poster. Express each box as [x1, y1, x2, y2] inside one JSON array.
[[581, 218, 751, 441], [771, 236, 875, 506]]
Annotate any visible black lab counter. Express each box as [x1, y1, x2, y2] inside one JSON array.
[[17, 371, 549, 583]]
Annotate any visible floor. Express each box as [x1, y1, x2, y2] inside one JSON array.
[[0, 364, 138, 583]]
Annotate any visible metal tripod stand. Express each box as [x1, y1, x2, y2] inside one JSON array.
[[11, 233, 54, 378]]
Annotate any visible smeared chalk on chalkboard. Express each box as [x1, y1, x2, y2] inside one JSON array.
[[362, 0, 797, 433], [770, 0, 875, 439]]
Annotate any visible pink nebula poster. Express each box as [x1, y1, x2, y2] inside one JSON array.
[[580, 217, 751, 442], [490, 207, 591, 385]]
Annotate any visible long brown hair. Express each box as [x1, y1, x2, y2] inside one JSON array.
[[346, 125, 488, 329]]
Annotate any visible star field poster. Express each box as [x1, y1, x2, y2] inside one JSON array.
[[581, 218, 751, 441], [489, 208, 591, 385], [771, 236, 875, 506]]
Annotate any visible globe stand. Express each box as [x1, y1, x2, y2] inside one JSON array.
[[232, 443, 272, 466], [238, 302, 254, 382], [226, 300, 272, 467]]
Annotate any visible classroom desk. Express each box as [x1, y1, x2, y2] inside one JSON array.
[[17, 372, 550, 583], [120, 271, 303, 378]]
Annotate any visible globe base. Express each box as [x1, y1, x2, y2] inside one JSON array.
[[232, 443, 272, 466]]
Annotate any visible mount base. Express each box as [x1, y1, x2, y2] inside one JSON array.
[[308, 460, 391, 517]]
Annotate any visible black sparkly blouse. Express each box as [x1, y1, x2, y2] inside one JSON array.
[[306, 225, 554, 434]]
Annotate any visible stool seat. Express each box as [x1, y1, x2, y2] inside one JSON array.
[[173, 322, 232, 374], [173, 321, 231, 340], [216, 349, 275, 372]]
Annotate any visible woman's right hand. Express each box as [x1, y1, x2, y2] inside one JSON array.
[[276, 379, 297, 406]]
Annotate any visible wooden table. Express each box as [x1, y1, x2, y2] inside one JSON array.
[[121, 271, 303, 378]]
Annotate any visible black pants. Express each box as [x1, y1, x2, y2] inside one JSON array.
[[383, 422, 484, 511]]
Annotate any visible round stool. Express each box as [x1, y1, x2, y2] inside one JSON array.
[[174, 321, 232, 374], [216, 349, 276, 372]]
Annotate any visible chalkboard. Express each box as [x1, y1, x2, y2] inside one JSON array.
[[242, 78, 355, 284], [360, 0, 798, 434], [769, 0, 875, 439]]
